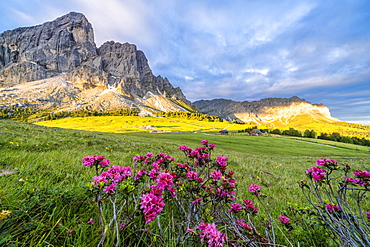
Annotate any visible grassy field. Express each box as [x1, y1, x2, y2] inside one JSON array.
[[1, 118, 369, 246], [35, 115, 265, 133]]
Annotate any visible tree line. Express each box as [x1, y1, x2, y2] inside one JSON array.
[[0, 107, 139, 122], [239, 126, 370, 147], [155, 111, 223, 122]]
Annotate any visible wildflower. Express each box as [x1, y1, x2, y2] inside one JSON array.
[[210, 170, 222, 181], [156, 172, 175, 191], [229, 203, 243, 213], [216, 156, 228, 171], [0, 210, 12, 219], [237, 220, 252, 231], [134, 169, 147, 180], [325, 204, 341, 213], [82, 155, 109, 168], [365, 211, 370, 219], [192, 196, 203, 204], [119, 224, 126, 230], [279, 215, 290, 224], [178, 145, 192, 153], [66, 230, 74, 234], [99, 159, 110, 167], [354, 170, 370, 178], [248, 184, 260, 193], [87, 218, 94, 224], [186, 171, 199, 180], [344, 177, 361, 184], [316, 158, 338, 166], [103, 183, 117, 194], [199, 222, 227, 247], [208, 143, 216, 149], [140, 191, 165, 224], [306, 166, 327, 181], [243, 199, 258, 213]]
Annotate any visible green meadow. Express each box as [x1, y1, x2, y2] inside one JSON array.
[[1, 118, 369, 246]]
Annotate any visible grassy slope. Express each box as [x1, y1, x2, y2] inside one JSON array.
[[1, 119, 369, 245]]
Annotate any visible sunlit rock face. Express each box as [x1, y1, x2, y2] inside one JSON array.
[[193, 96, 339, 125], [0, 12, 193, 114]]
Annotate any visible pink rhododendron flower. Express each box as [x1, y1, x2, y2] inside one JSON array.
[[316, 158, 338, 166], [279, 215, 290, 224], [156, 172, 175, 191], [325, 204, 341, 213], [243, 199, 258, 213], [82, 155, 109, 168], [354, 170, 370, 178], [178, 145, 192, 153], [199, 222, 227, 247], [134, 169, 147, 180], [248, 184, 260, 193], [103, 183, 117, 194], [208, 143, 216, 149], [140, 191, 165, 224], [306, 166, 327, 181], [365, 211, 370, 219], [186, 171, 199, 180], [229, 203, 243, 213], [192, 196, 203, 204], [201, 140, 209, 145], [237, 220, 252, 231], [344, 177, 361, 184], [216, 156, 228, 171], [210, 170, 222, 181]]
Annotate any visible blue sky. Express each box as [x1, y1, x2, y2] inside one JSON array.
[[1, 0, 369, 124]]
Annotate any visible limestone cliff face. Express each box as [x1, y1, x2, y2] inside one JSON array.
[[193, 96, 338, 124], [0, 12, 97, 85], [0, 12, 191, 114]]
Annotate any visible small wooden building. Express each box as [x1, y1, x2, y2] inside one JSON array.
[[249, 129, 262, 136], [219, 129, 229, 135]]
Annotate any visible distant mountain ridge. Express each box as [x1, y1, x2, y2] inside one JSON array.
[[193, 96, 339, 126], [0, 12, 192, 114]]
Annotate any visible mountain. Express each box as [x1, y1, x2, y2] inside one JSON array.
[[0, 12, 193, 114], [193, 96, 339, 127]]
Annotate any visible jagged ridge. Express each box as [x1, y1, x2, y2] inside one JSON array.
[[193, 96, 339, 126], [0, 12, 192, 115]]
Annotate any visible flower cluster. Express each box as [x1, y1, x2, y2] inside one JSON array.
[[140, 188, 165, 224], [316, 158, 338, 167], [243, 199, 258, 213], [344, 169, 370, 187], [85, 140, 269, 246], [82, 155, 110, 168], [199, 222, 227, 247], [365, 211, 370, 220], [237, 219, 252, 231], [279, 215, 290, 224], [92, 165, 132, 194], [305, 166, 327, 181], [325, 204, 341, 213], [248, 184, 261, 195]]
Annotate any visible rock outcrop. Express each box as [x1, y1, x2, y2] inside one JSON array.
[[193, 96, 339, 125], [0, 12, 192, 114]]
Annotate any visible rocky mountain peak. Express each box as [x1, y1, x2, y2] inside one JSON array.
[[0, 12, 193, 114], [193, 96, 338, 124]]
